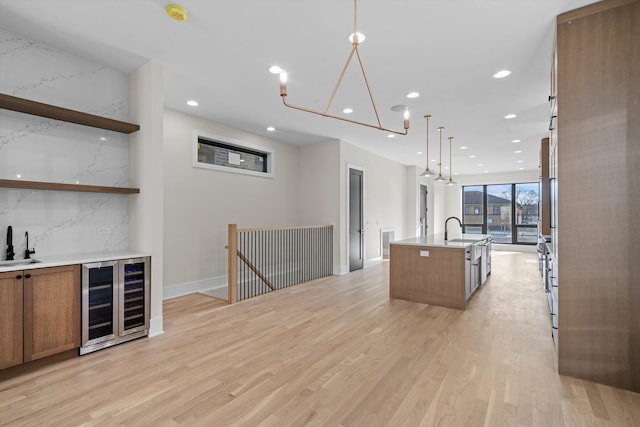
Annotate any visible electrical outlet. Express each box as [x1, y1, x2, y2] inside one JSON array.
[[97, 227, 112, 235]]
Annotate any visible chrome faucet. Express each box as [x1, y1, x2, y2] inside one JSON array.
[[24, 231, 35, 259], [444, 216, 462, 241], [6, 225, 15, 260]]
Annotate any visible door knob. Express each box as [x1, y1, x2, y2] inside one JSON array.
[[359, 229, 364, 234]]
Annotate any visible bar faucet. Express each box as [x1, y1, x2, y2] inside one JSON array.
[[6, 225, 15, 260], [444, 216, 462, 241], [24, 231, 35, 259]]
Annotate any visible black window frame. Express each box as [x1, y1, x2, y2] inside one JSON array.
[[462, 182, 539, 245]]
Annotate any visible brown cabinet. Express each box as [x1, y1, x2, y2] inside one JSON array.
[[554, 0, 640, 392], [0, 265, 80, 369], [0, 272, 23, 369]]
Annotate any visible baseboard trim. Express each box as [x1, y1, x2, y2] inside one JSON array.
[[148, 316, 164, 337], [163, 275, 227, 300], [364, 257, 382, 268]]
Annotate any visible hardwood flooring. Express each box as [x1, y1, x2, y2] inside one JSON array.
[[1, 251, 640, 426]]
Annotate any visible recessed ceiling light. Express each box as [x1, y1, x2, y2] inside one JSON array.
[[514, 150, 522, 153], [431, 159, 437, 162], [75, 181, 80, 184], [493, 70, 512, 79], [417, 151, 423, 155], [454, 172, 459, 176], [99, 137, 107, 141], [187, 100, 199, 107], [517, 160, 524, 163], [387, 134, 395, 138], [484, 170, 489, 173], [269, 65, 282, 74], [16, 174, 21, 179], [406, 92, 420, 99], [444, 166, 449, 170], [459, 146, 468, 150], [512, 139, 521, 143], [504, 113, 517, 119], [343, 107, 353, 114], [390, 104, 408, 112], [266, 126, 276, 132], [478, 163, 484, 167], [519, 167, 524, 170], [469, 155, 476, 158], [348, 32, 366, 43]]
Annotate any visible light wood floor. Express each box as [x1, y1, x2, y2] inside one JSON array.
[[2, 251, 640, 426]]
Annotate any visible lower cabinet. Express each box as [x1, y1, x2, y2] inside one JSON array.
[[0, 272, 23, 369], [0, 265, 80, 369]]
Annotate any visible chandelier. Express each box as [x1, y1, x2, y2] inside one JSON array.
[[277, 0, 410, 135]]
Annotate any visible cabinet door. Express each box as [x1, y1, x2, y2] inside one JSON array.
[[23, 265, 80, 362], [0, 271, 23, 369]]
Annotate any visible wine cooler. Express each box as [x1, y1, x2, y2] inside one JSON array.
[[80, 257, 150, 355]]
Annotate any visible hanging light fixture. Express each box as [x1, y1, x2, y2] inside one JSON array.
[[277, 0, 409, 135], [433, 127, 448, 182], [419, 115, 437, 178], [446, 136, 458, 186]]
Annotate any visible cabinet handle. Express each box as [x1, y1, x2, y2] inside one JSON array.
[[25, 274, 31, 279], [16, 274, 23, 279], [549, 115, 557, 131], [548, 95, 556, 101]]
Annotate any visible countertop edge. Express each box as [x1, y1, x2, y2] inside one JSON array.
[[390, 234, 492, 249], [0, 250, 150, 273]]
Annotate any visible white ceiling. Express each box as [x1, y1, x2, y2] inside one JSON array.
[[0, 0, 597, 176]]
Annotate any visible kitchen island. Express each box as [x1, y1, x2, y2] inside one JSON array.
[[389, 234, 491, 310]]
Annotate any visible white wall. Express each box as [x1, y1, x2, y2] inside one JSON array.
[[162, 109, 300, 296], [0, 29, 131, 257], [339, 140, 410, 271], [297, 140, 341, 271], [129, 60, 165, 336]]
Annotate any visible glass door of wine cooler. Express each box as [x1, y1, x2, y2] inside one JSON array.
[[82, 261, 118, 348], [118, 257, 150, 337]]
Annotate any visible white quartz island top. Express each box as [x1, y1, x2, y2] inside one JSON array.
[[0, 250, 149, 273], [391, 233, 492, 249]]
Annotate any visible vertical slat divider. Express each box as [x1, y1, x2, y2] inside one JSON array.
[[229, 225, 334, 302]]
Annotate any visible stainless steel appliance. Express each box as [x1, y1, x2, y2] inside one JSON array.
[[80, 257, 150, 355]]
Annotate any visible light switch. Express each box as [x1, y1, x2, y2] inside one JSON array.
[[420, 250, 429, 257]]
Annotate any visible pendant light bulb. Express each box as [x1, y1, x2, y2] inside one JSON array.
[[420, 115, 436, 178], [433, 126, 448, 182], [447, 136, 458, 186], [279, 70, 288, 97]]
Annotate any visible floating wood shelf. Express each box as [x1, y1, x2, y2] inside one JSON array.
[[0, 93, 140, 134], [0, 179, 139, 194]]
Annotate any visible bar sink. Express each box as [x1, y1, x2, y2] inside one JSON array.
[[0, 259, 41, 267]]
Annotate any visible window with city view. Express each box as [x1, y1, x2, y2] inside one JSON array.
[[462, 182, 539, 244]]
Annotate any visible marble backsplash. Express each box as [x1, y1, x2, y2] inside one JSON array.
[[0, 29, 131, 258]]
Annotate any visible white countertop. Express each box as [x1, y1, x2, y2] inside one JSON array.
[[391, 233, 492, 249], [0, 250, 149, 273]]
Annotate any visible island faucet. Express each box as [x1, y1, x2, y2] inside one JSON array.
[[24, 231, 35, 259], [444, 216, 462, 241], [6, 225, 15, 260]]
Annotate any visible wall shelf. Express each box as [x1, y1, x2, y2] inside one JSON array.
[[0, 93, 140, 134], [0, 179, 139, 194]]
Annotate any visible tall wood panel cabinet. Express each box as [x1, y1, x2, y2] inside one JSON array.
[[554, 0, 640, 392]]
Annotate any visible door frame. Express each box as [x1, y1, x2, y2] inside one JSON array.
[[346, 164, 365, 272]]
